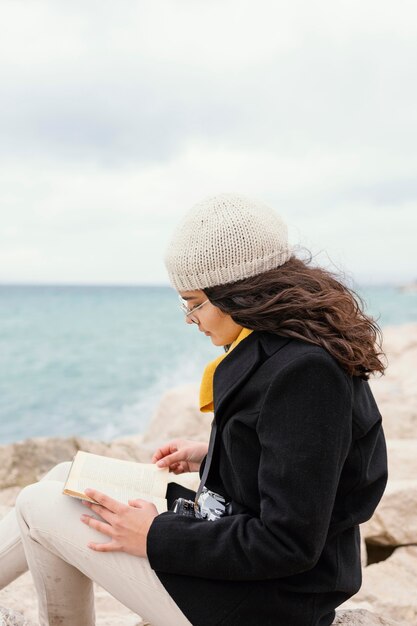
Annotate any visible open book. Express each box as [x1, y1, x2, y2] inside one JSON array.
[[63, 450, 170, 514]]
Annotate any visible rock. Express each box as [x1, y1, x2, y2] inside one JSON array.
[[0, 604, 403, 626], [0, 384, 209, 492], [340, 546, 417, 625], [379, 324, 417, 359], [386, 440, 417, 481], [370, 399, 417, 439], [333, 609, 402, 624], [78, 436, 153, 464], [0, 574, 147, 626], [0, 607, 34, 626], [0, 436, 158, 491], [0, 437, 79, 489], [369, 324, 417, 439], [142, 383, 211, 445], [0, 488, 20, 508], [360, 532, 368, 568], [361, 480, 417, 545]]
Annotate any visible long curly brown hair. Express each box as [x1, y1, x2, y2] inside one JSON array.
[[204, 256, 386, 380]]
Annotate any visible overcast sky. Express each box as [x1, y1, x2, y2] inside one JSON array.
[[0, 0, 416, 286]]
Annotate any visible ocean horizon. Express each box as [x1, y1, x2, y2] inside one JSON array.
[[1, 283, 416, 445]]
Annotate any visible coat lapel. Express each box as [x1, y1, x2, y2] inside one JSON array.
[[213, 331, 292, 428]]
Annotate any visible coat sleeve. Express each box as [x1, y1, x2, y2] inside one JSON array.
[[146, 352, 352, 580]]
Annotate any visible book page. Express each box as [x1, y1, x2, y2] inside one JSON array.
[[63, 451, 169, 513]]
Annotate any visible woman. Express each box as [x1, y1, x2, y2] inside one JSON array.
[[0, 193, 387, 626]]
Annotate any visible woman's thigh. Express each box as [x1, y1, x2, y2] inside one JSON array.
[[15, 480, 191, 626]]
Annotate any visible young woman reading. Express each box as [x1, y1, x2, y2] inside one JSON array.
[[0, 193, 387, 626]]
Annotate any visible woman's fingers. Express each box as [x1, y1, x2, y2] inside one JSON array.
[[152, 439, 208, 472], [88, 540, 121, 552], [83, 489, 125, 515], [80, 514, 114, 537], [151, 442, 178, 463], [156, 449, 186, 468], [81, 500, 117, 525], [151, 447, 165, 463]]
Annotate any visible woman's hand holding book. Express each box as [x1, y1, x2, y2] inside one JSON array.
[[80, 488, 158, 558]]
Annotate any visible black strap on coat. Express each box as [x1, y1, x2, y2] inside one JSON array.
[[194, 419, 217, 507]]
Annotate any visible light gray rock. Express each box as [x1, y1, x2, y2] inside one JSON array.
[[0, 436, 153, 491], [142, 383, 211, 446], [333, 609, 403, 625], [340, 546, 417, 625], [78, 436, 152, 464], [0, 607, 35, 626], [0, 574, 148, 626], [385, 439, 417, 481], [0, 383, 208, 492], [369, 324, 417, 439], [0, 436, 79, 489], [361, 479, 417, 546], [0, 488, 20, 507], [0, 605, 404, 626], [360, 531, 368, 568]]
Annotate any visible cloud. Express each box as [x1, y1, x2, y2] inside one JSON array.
[[1, 142, 416, 284], [0, 0, 416, 283], [1, 0, 417, 163]]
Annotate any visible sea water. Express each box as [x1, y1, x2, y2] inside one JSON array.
[[0, 284, 416, 444]]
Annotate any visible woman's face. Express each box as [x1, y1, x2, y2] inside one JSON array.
[[179, 289, 243, 347]]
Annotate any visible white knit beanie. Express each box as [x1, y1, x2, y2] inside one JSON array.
[[164, 193, 291, 291]]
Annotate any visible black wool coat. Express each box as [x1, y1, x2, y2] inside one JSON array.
[[147, 331, 388, 626]]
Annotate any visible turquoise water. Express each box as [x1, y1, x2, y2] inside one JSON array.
[[0, 284, 416, 444]]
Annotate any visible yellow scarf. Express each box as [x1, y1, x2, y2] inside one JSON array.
[[199, 327, 253, 413]]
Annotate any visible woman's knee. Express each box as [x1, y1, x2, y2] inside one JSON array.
[[15, 480, 106, 558], [15, 480, 65, 532], [15, 481, 44, 516]]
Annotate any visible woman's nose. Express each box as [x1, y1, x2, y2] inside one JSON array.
[[185, 315, 194, 325]]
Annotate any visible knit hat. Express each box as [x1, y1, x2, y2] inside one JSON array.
[[164, 193, 291, 291]]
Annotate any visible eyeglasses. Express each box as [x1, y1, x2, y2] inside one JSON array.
[[178, 296, 209, 323]]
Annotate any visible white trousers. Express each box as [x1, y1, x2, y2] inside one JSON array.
[[0, 462, 192, 626]]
